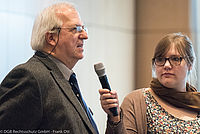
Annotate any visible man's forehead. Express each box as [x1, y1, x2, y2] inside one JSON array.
[[55, 7, 79, 21], [55, 7, 75, 15]]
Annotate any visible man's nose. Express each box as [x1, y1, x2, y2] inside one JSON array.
[[79, 29, 88, 40]]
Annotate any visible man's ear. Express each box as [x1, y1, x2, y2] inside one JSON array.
[[45, 32, 58, 46]]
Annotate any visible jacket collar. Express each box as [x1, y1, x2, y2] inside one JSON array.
[[33, 51, 96, 133]]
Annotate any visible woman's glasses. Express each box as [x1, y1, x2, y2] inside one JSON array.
[[153, 56, 184, 66]]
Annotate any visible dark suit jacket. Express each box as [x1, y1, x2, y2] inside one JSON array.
[[0, 51, 97, 134]]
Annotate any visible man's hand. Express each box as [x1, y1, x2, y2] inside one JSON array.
[[99, 89, 120, 122]]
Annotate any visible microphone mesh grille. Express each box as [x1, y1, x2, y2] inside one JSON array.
[[94, 63, 105, 77]]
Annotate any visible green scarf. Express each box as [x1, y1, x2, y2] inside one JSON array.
[[150, 78, 200, 112]]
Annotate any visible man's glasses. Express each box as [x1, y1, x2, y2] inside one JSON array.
[[59, 25, 88, 34], [153, 56, 184, 66]]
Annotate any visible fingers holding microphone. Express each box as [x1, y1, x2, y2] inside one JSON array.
[[99, 89, 121, 122]]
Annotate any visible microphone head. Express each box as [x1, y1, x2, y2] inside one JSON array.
[[94, 62, 106, 77]]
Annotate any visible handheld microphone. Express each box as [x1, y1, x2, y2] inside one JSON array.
[[94, 63, 118, 116]]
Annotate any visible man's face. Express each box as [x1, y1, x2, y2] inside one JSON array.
[[54, 9, 88, 68]]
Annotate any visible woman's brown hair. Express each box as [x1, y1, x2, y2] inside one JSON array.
[[152, 33, 195, 67]]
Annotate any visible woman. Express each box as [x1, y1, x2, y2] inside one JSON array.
[[99, 33, 200, 133]]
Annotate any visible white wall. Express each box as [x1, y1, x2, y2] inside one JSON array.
[[190, 0, 200, 91], [0, 0, 135, 133], [0, 0, 36, 82]]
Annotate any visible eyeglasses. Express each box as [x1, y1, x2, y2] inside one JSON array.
[[153, 56, 184, 66], [58, 25, 88, 33]]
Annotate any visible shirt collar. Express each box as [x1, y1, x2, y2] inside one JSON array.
[[49, 55, 73, 81]]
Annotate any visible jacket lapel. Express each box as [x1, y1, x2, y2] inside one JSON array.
[[34, 51, 96, 133]]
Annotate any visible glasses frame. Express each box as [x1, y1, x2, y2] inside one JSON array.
[[58, 25, 88, 34], [152, 56, 185, 66]]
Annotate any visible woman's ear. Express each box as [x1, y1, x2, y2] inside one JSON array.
[[45, 32, 58, 46], [188, 64, 192, 71]]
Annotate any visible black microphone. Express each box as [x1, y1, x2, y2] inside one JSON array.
[[94, 63, 118, 116]]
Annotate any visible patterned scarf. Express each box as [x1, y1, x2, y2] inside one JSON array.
[[150, 78, 200, 112]]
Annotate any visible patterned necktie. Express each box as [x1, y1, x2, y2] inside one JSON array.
[[69, 73, 99, 134]]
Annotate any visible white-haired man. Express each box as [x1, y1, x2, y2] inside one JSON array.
[[0, 2, 98, 134]]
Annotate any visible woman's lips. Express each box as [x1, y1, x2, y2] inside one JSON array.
[[162, 73, 174, 77]]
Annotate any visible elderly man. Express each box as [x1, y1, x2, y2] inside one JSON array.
[[0, 2, 98, 134]]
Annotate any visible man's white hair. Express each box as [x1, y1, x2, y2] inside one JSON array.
[[31, 2, 76, 51]]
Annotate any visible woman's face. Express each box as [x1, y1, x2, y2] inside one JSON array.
[[155, 45, 191, 91]]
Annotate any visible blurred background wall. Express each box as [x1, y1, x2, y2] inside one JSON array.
[[0, 0, 199, 133], [135, 0, 191, 88], [135, 0, 199, 91]]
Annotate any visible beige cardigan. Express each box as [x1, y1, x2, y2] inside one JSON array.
[[106, 89, 147, 134]]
